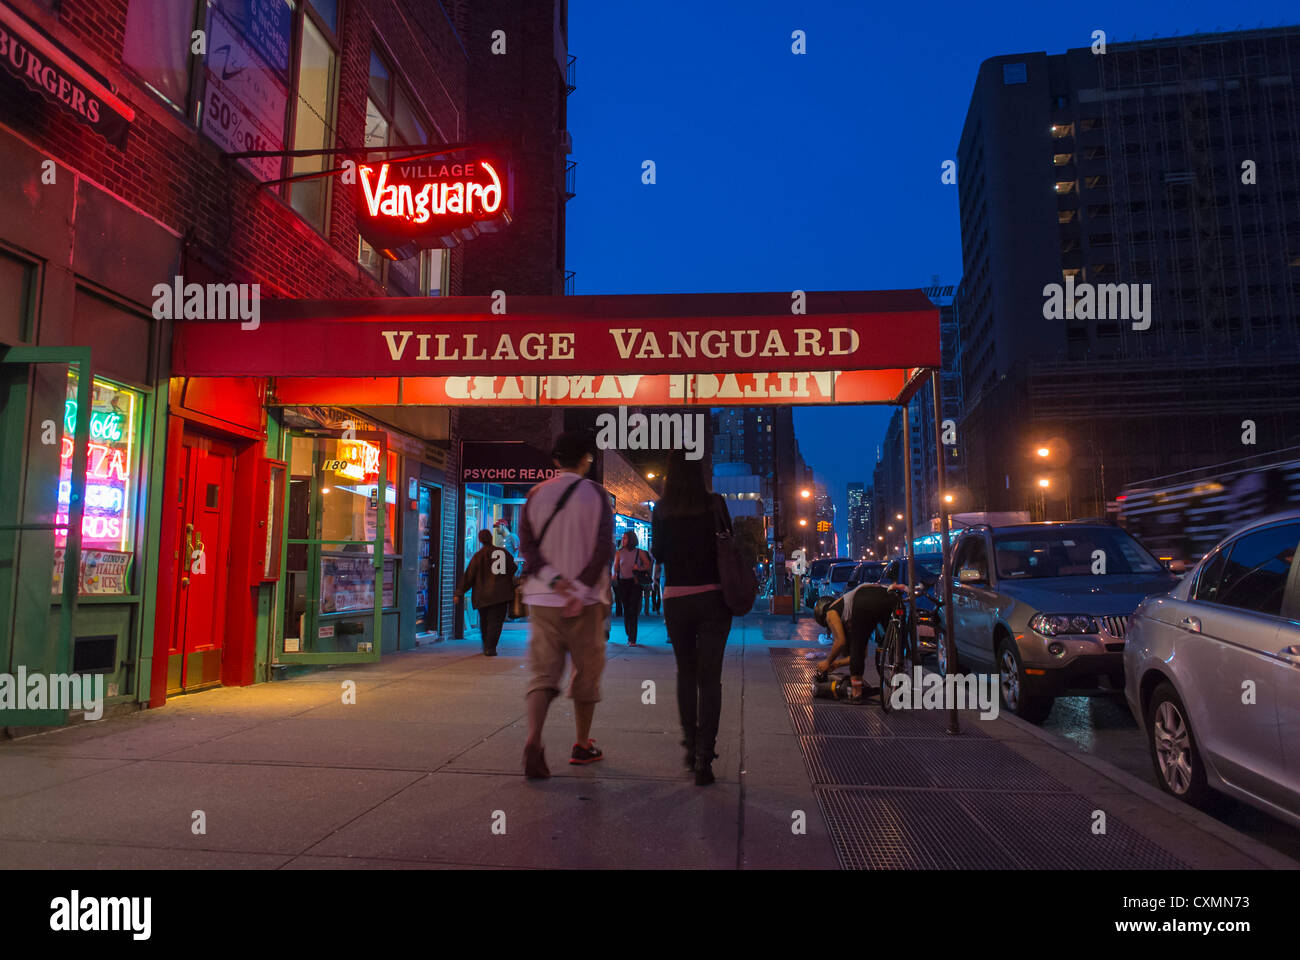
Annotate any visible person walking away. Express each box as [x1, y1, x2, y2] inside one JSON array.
[[518, 431, 614, 779], [652, 450, 734, 786], [612, 531, 652, 645], [456, 529, 517, 656]]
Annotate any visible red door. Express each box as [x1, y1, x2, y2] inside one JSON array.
[[167, 432, 236, 693]]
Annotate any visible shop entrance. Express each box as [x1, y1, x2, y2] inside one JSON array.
[[277, 429, 390, 664], [167, 430, 236, 693], [415, 482, 441, 638]]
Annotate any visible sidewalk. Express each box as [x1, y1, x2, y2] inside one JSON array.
[[0, 612, 1293, 869]]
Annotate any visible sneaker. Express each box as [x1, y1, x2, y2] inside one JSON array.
[[570, 739, 603, 764], [524, 743, 550, 779]]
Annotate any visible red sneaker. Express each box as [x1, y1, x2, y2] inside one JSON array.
[[570, 739, 604, 764]]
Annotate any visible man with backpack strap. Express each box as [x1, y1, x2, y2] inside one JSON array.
[[518, 431, 614, 779]]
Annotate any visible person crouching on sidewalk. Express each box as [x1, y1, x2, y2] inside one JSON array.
[[518, 431, 614, 779], [456, 529, 517, 656]]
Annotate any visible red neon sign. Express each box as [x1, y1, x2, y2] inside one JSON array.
[[62, 438, 129, 481], [354, 154, 512, 259]]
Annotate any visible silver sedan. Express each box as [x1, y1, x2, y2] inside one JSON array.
[[1124, 511, 1300, 829]]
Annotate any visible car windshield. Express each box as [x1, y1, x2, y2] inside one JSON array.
[[829, 564, 854, 582], [858, 564, 884, 582], [992, 528, 1164, 579]]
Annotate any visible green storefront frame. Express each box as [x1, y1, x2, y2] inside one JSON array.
[[273, 428, 388, 665], [0, 346, 166, 725]]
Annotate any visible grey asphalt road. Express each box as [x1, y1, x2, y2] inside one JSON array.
[[1039, 693, 1300, 861]]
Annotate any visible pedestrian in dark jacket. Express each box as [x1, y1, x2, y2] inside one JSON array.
[[457, 529, 518, 656], [651, 449, 733, 786]]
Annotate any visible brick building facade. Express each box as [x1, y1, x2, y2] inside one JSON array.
[[0, 0, 568, 723]]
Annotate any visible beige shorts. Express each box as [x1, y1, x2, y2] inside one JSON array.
[[527, 602, 608, 702]]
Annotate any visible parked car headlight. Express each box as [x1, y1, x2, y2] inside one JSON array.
[[1029, 613, 1099, 637]]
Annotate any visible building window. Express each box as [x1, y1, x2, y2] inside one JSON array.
[[288, 2, 341, 234], [53, 373, 144, 596], [357, 48, 445, 296], [123, 0, 206, 113], [1003, 62, 1027, 85]]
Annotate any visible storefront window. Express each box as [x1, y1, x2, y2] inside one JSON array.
[[614, 515, 651, 553], [52, 373, 143, 595], [317, 444, 397, 545]]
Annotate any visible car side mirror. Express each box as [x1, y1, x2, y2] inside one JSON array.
[[958, 567, 985, 584]]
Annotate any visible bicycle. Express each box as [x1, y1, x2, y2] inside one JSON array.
[[876, 585, 945, 712]]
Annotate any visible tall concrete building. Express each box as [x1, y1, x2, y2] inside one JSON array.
[[712, 406, 808, 559], [956, 28, 1300, 518]]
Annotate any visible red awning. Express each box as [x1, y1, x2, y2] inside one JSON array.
[[172, 291, 940, 406]]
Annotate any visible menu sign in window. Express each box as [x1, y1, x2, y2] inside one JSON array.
[[53, 374, 141, 595]]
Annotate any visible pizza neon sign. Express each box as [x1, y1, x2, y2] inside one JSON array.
[[353, 153, 511, 259]]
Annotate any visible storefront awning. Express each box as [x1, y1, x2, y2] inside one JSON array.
[[172, 291, 939, 406]]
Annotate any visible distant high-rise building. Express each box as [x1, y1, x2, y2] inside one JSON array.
[[712, 406, 806, 557], [956, 28, 1300, 518], [847, 482, 872, 559]]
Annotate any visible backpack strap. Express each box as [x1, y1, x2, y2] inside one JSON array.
[[534, 476, 584, 557]]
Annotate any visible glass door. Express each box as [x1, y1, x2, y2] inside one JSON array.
[[277, 429, 387, 664], [0, 349, 91, 725]]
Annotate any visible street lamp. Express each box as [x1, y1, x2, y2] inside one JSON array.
[[800, 488, 811, 499], [1036, 447, 1050, 458], [646, 472, 656, 479], [799, 518, 808, 526]]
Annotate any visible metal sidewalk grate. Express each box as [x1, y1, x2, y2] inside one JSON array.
[[957, 790, 1190, 870], [800, 736, 931, 787], [818, 788, 1020, 870], [770, 649, 1189, 870], [769, 659, 820, 684], [903, 738, 1067, 791], [788, 702, 891, 737], [788, 702, 993, 739]]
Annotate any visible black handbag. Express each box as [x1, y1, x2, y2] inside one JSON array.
[[711, 496, 757, 616]]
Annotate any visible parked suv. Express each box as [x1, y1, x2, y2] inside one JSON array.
[[944, 522, 1177, 722], [1123, 512, 1300, 827], [804, 556, 853, 607]]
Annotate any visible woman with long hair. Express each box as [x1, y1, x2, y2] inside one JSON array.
[[651, 450, 733, 786]]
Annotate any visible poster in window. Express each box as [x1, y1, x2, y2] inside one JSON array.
[[217, 0, 292, 80], [202, 5, 288, 182]]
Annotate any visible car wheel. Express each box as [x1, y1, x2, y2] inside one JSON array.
[[1147, 682, 1212, 807], [997, 639, 1052, 723], [937, 633, 955, 677]]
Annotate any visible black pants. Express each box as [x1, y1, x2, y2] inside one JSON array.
[[665, 590, 732, 764], [478, 602, 508, 654], [616, 578, 641, 641], [850, 616, 893, 678]]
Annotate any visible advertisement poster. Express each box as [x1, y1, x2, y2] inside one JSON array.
[[202, 6, 288, 182], [217, 0, 292, 79], [52, 549, 133, 595]]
